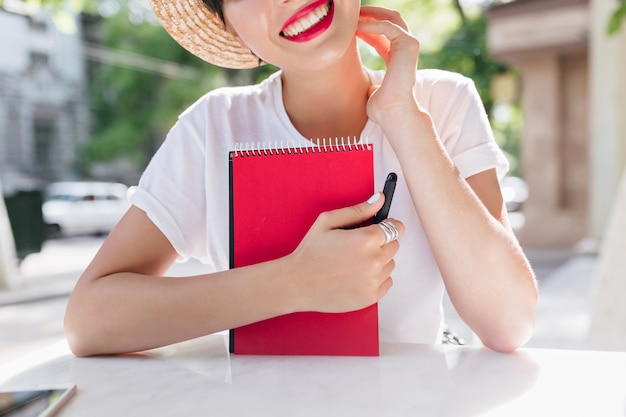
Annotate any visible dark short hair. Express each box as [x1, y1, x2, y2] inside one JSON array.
[[201, 0, 264, 65], [202, 0, 225, 25]]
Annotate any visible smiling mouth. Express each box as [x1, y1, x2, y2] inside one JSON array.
[[280, 0, 333, 39]]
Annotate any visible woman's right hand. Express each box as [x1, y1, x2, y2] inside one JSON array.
[[356, 6, 421, 129], [284, 193, 404, 314]]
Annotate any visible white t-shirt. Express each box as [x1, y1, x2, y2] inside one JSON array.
[[129, 68, 509, 344]]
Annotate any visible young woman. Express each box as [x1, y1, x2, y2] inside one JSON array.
[[64, 0, 537, 356]]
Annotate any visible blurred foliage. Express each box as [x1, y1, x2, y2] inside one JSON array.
[[418, 12, 520, 175], [84, 0, 502, 171], [608, 0, 626, 35], [80, 1, 274, 168], [491, 102, 523, 177], [0, 0, 95, 11], [82, 8, 218, 167], [419, 13, 507, 115], [360, 0, 520, 174], [366, 0, 464, 53], [0, 0, 98, 34], [2, 0, 528, 175], [3, 0, 622, 179], [361, 0, 503, 111]]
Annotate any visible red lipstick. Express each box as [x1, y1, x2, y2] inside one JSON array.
[[280, 0, 334, 43]]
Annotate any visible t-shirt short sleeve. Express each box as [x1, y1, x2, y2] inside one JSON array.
[[128, 107, 209, 263], [416, 70, 509, 180]]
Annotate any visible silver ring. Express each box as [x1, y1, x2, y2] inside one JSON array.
[[378, 220, 399, 245]]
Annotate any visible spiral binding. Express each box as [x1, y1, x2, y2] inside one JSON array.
[[231, 137, 371, 157]]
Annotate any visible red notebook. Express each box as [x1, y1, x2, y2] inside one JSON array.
[[228, 142, 379, 356]]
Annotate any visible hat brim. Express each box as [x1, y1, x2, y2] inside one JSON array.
[[150, 0, 261, 69]]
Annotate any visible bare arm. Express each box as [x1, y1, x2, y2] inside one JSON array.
[[396, 127, 536, 353], [64, 197, 403, 356], [358, 7, 537, 352]]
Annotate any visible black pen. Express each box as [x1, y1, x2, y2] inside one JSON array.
[[374, 172, 397, 224]]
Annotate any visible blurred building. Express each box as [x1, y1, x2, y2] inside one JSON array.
[[0, 1, 89, 194], [487, 0, 626, 249]]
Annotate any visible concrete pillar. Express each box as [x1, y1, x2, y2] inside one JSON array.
[[0, 180, 19, 289], [485, 0, 592, 249], [520, 54, 562, 212], [586, 0, 626, 352], [516, 54, 590, 248], [587, 168, 626, 351], [590, 0, 626, 239]]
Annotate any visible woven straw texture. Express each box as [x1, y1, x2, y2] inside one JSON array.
[[149, 0, 261, 69]]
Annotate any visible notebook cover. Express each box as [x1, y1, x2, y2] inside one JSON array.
[[229, 144, 378, 356]]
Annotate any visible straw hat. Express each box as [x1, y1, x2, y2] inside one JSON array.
[[149, 0, 262, 69]]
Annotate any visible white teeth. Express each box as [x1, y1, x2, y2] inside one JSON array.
[[282, 2, 330, 38]]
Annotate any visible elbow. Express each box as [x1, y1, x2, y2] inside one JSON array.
[[477, 286, 537, 353], [64, 309, 95, 357], [482, 325, 533, 354], [64, 296, 106, 357], [64, 317, 111, 357], [480, 309, 536, 353], [64, 330, 94, 358], [483, 265, 538, 353]]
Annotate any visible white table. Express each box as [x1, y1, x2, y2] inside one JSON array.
[[1, 333, 625, 416]]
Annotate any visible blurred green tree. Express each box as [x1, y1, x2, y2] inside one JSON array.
[[420, 13, 506, 115], [361, 0, 521, 175], [80, 1, 274, 168], [417, 7, 522, 176], [608, 0, 626, 34], [2, 0, 544, 176], [0, 0, 274, 170]]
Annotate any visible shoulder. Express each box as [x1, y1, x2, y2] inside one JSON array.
[[415, 68, 473, 85], [178, 70, 282, 121], [367, 67, 474, 91], [414, 68, 475, 93], [367, 68, 478, 110], [413, 69, 483, 116]]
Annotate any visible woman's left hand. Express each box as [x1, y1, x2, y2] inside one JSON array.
[[356, 6, 421, 126]]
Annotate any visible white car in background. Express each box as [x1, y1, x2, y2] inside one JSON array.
[[42, 181, 130, 237], [499, 176, 529, 212]]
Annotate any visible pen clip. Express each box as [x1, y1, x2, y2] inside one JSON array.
[[374, 172, 397, 224]]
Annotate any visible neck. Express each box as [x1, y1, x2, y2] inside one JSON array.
[[280, 41, 371, 142]]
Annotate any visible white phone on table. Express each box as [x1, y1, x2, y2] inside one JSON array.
[[0, 385, 77, 417]]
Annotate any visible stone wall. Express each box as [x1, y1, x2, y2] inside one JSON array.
[[487, 0, 591, 248]]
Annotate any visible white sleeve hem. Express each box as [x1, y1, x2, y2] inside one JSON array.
[[128, 186, 191, 263], [452, 141, 509, 180]]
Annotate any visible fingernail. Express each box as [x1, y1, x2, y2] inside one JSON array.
[[367, 193, 381, 204]]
